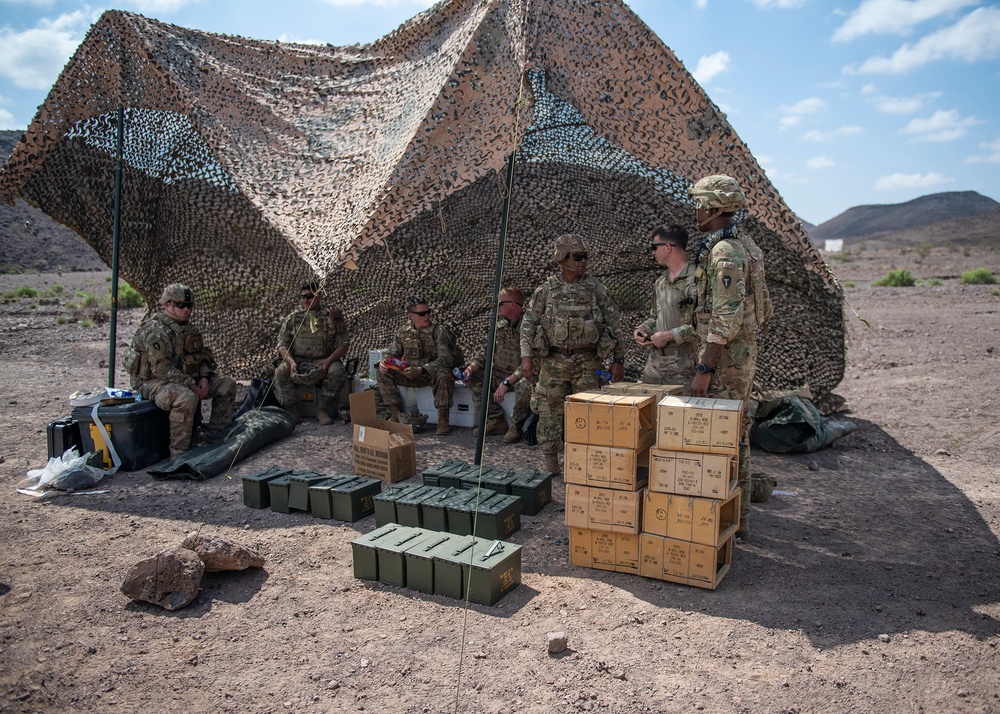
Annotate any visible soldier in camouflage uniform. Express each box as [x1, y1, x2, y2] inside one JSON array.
[[688, 175, 773, 537], [520, 234, 626, 475], [633, 225, 698, 388], [461, 287, 534, 443], [274, 282, 350, 425], [124, 283, 236, 458], [376, 296, 460, 435]]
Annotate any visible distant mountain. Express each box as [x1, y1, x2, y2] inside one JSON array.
[[809, 191, 1000, 243], [0, 130, 106, 273]]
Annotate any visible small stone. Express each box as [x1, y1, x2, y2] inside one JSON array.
[[121, 546, 204, 611], [180, 533, 265, 572], [935, 449, 950, 456], [547, 631, 568, 655], [878, 634, 891, 643]]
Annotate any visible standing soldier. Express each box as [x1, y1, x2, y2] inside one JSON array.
[[274, 281, 350, 425], [520, 234, 626, 475], [124, 283, 236, 458], [633, 225, 699, 387], [687, 175, 773, 537], [461, 286, 533, 443], [376, 296, 461, 435]]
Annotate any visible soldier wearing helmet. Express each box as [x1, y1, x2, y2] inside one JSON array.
[[688, 175, 773, 538], [274, 281, 350, 425], [520, 234, 626, 475], [123, 283, 236, 458]]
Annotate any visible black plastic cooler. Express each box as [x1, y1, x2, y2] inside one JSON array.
[[71, 401, 169, 471]]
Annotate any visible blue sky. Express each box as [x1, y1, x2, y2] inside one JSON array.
[[0, 0, 997, 225]]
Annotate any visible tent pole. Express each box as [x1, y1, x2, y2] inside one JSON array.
[[474, 151, 517, 466], [107, 106, 124, 388]]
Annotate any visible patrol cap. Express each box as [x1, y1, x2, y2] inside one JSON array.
[[552, 233, 589, 262], [161, 283, 194, 305], [688, 175, 748, 213]]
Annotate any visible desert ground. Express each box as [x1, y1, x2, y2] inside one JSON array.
[[1, 243, 999, 713]]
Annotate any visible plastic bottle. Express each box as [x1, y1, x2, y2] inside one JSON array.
[[453, 367, 468, 382], [595, 369, 612, 382]]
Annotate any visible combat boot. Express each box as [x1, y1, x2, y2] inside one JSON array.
[[541, 452, 560, 476], [484, 416, 507, 436], [387, 405, 401, 423], [317, 398, 335, 426], [503, 422, 523, 443], [285, 404, 303, 425], [436, 408, 451, 435]]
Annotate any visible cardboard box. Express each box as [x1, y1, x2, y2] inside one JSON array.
[[564, 391, 656, 448], [568, 528, 640, 575], [642, 490, 740, 547], [564, 484, 642, 534], [564, 441, 652, 491], [350, 391, 416, 483], [648, 448, 737, 498], [656, 396, 743, 455], [639, 533, 734, 590], [600, 382, 684, 401]]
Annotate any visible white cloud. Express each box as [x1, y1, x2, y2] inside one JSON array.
[[751, 0, 808, 7], [874, 172, 952, 191], [1, 0, 56, 6], [807, 155, 835, 169], [124, 0, 203, 12], [869, 91, 942, 113], [0, 11, 92, 90], [801, 125, 863, 141], [901, 108, 982, 141], [694, 0, 708, 8], [861, 82, 877, 94], [693, 51, 730, 84], [833, 0, 979, 42], [777, 97, 826, 130], [853, 7, 1000, 74], [0, 106, 16, 130], [965, 137, 1000, 164]]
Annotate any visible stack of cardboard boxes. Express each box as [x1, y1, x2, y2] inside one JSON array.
[[565, 389, 744, 590]]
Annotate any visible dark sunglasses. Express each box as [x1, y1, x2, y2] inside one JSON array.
[[498, 300, 523, 307], [571, 252, 588, 261], [173, 301, 193, 310], [300, 293, 315, 300], [409, 309, 432, 317], [649, 242, 674, 251]]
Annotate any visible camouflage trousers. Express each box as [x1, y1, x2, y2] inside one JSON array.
[[701, 333, 757, 523], [640, 345, 696, 390], [467, 369, 533, 426], [273, 360, 347, 416], [141, 374, 236, 457], [376, 366, 455, 410], [533, 351, 601, 457]]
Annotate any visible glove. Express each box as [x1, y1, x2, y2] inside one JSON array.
[[328, 306, 347, 333], [403, 365, 423, 380]]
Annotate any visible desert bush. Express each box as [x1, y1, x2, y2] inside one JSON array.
[[914, 242, 933, 264], [872, 269, 916, 287], [926, 278, 943, 287], [76, 291, 101, 308], [842, 281, 855, 288], [115, 283, 144, 308], [55, 315, 67, 325], [4, 286, 38, 299], [79, 319, 94, 328], [40, 284, 65, 297], [960, 268, 997, 285]]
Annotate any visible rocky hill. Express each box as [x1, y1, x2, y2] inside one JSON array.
[[0, 130, 105, 274], [809, 191, 1000, 244]]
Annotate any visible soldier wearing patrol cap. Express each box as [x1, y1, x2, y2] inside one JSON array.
[[122, 283, 236, 457], [687, 174, 773, 538], [520, 234, 626, 475]]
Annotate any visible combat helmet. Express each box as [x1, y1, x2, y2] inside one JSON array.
[[552, 233, 589, 262], [294, 362, 325, 387], [160, 283, 194, 305], [688, 175, 748, 214]]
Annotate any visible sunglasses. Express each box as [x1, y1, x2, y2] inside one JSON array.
[[172, 301, 193, 310], [649, 242, 673, 251], [498, 300, 523, 307], [409, 309, 432, 317], [300, 293, 315, 300], [571, 253, 588, 261]]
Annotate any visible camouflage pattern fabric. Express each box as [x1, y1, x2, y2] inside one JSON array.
[[468, 314, 532, 423], [639, 263, 698, 387], [532, 352, 601, 457], [377, 322, 459, 410], [128, 312, 235, 456], [273, 306, 349, 414]]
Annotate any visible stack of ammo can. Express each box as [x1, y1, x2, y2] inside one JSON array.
[[241, 467, 382, 522], [565, 388, 743, 590]]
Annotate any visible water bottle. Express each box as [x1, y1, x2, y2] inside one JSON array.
[[453, 367, 468, 382], [595, 369, 612, 382]]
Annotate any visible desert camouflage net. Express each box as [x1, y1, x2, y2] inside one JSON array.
[[0, 0, 844, 394]]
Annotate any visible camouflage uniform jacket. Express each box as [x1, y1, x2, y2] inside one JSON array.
[[693, 225, 768, 346], [520, 274, 625, 361], [641, 262, 698, 352], [386, 322, 460, 376], [471, 314, 524, 379], [277, 306, 348, 362], [130, 312, 214, 389]]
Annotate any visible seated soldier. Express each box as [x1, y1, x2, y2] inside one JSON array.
[[375, 295, 460, 435], [273, 282, 350, 425], [461, 286, 534, 443], [125, 283, 236, 458]]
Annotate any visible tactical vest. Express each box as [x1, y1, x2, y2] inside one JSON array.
[[128, 313, 213, 382], [540, 276, 602, 351], [400, 324, 439, 367], [288, 309, 331, 360], [695, 226, 773, 337]]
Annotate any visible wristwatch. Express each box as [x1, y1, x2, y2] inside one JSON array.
[[695, 362, 715, 374], [502, 378, 511, 387]]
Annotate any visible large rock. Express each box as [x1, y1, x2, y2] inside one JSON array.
[[181, 532, 265, 573], [121, 546, 204, 610]]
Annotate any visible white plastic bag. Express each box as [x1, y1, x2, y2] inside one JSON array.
[[18, 447, 105, 495]]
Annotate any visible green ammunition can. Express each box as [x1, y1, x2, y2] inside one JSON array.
[[462, 467, 518, 495], [421, 458, 468, 488], [351, 523, 406, 581], [330, 476, 382, 522], [432, 534, 478, 600], [268, 474, 293, 514], [472, 493, 522, 540], [376, 526, 436, 588], [242, 466, 293, 509], [421, 487, 462, 532], [373, 484, 421, 526], [462, 538, 522, 606], [287, 470, 331, 512], [394, 485, 443, 528], [308, 477, 352, 519], [511, 469, 554, 516], [404, 532, 462, 595], [446, 489, 496, 537]]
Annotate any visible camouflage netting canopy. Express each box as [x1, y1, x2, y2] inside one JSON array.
[[0, 0, 844, 394]]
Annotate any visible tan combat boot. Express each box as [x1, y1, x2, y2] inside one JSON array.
[[316, 398, 335, 426], [503, 422, 522, 443], [541, 452, 560, 476], [436, 408, 451, 435], [485, 416, 507, 436]]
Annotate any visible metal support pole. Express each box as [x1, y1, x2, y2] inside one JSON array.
[[474, 151, 517, 466], [108, 107, 124, 388]]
